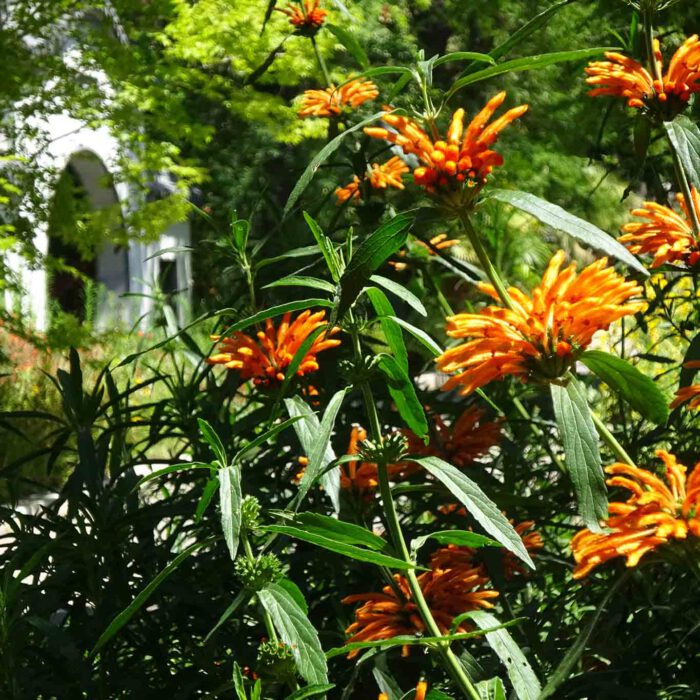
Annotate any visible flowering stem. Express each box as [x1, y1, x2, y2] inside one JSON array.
[[310, 35, 332, 87], [459, 211, 516, 312], [590, 411, 636, 468], [347, 320, 481, 700]]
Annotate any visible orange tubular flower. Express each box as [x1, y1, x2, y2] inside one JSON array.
[[340, 426, 380, 493], [208, 310, 340, 385], [585, 35, 700, 111], [571, 451, 700, 579], [390, 233, 459, 270], [335, 156, 408, 204], [343, 551, 497, 658], [670, 360, 700, 410], [437, 251, 644, 395], [379, 681, 427, 700], [404, 407, 501, 468], [277, 1, 327, 30], [620, 188, 700, 268], [297, 78, 379, 118], [364, 92, 527, 199]]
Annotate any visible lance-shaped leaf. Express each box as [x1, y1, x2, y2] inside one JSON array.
[[325, 23, 369, 69], [550, 378, 607, 531], [376, 354, 428, 438], [219, 465, 242, 561], [369, 274, 427, 316], [366, 287, 408, 372], [258, 583, 328, 685], [680, 332, 700, 389], [665, 116, 700, 189], [468, 611, 542, 700], [581, 350, 668, 424], [336, 213, 414, 320], [408, 456, 533, 567], [488, 189, 648, 275], [411, 530, 500, 559]]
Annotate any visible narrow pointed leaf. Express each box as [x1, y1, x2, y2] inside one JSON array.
[[376, 354, 428, 438], [258, 584, 328, 684], [219, 466, 243, 561], [370, 274, 427, 316], [550, 378, 607, 531], [664, 117, 700, 189], [326, 23, 369, 69], [366, 287, 408, 372], [264, 275, 336, 293], [198, 418, 227, 466], [488, 189, 648, 275], [581, 350, 668, 424], [409, 456, 533, 567]]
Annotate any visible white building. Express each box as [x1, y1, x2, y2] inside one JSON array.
[[2, 5, 192, 332]]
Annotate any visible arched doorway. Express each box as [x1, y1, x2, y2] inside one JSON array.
[[46, 151, 128, 327]]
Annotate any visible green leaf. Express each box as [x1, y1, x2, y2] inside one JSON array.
[[292, 512, 387, 550], [91, 539, 212, 655], [411, 530, 500, 559], [236, 417, 304, 463], [263, 275, 336, 293], [476, 678, 506, 700], [366, 288, 408, 372], [195, 476, 220, 523], [232, 216, 250, 252], [468, 611, 541, 700], [326, 23, 369, 69], [336, 213, 414, 319], [284, 111, 390, 218], [680, 332, 700, 389], [385, 316, 443, 357], [219, 466, 243, 561], [664, 116, 700, 190], [255, 245, 321, 270], [258, 583, 328, 685], [488, 189, 648, 275], [376, 354, 428, 438], [409, 456, 534, 568], [204, 590, 251, 644], [134, 462, 211, 490], [487, 0, 571, 62], [260, 524, 415, 569], [369, 274, 427, 316], [217, 299, 334, 340], [198, 419, 227, 466], [303, 212, 343, 282], [277, 578, 309, 615], [550, 378, 607, 531], [581, 350, 668, 424], [448, 47, 614, 97], [434, 51, 496, 67], [283, 684, 336, 700], [233, 661, 247, 700]]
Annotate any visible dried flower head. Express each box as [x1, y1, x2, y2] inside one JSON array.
[[364, 92, 527, 207], [620, 187, 700, 268], [437, 251, 644, 395], [298, 78, 379, 118], [585, 35, 700, 112], [209, 310, 340, 385], [571, 451, 700, 578]]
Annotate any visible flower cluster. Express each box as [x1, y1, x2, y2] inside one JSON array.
[[364, 92, 527, 201], [572, 451, 700, 578], [277, 0, 327, 31], [343, 547, 498, 658], [335, 156, 409, 204], [620, 187, 700, 269], [437, 251, 644, 395], [297, 78, 378, 118], [208, 310, 340, 385], [585, 35, 700, 111], [379, 681, 427, 700]]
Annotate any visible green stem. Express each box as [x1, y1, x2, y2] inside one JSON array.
[[242, 530, 279, 643], [591, 411, 636, 468], [459, 212, 516, 311], [667, 136, 700, 235], [348, 321, 481, 700], [310, 35, 332, 86]]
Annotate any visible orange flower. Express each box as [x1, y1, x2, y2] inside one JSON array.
[[335, 156, 408, 204], [343, 552, 497, 658], [585, 35, 700, 110], [404, 406, 501, 468], [571, 451, 700, 579], [670, 361, 700, 410], [437, 251, 644, 395], [208, 310, 340, 385], [277, 0, 327, 30], [364, 93, 527, 198], [390, 233, 459, 270], [379, 681, 427, 700], [297, 78, 379, 118], [620, 188, 700, 268]]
